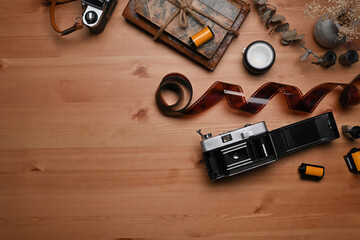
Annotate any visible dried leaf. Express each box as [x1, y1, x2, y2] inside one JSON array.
[[266, 19, 273, 29], [271, 14, 286, 22], [300, 50, 311, 62], [258, 5, 267, 16], [262, 10, 272, 22], [281, 32, 305, 45], [281, 39, 291, 45], [293, 34, 305, 41], [265, 4, 276, 10], [253, 0, 268, 5], [266, 15, 286, 29], [269, 27, 276, 35], [269, 8, 276, 17], [269, 22, 289, 34], [281, 29, 298, 41], [275, 23, 289, 33]]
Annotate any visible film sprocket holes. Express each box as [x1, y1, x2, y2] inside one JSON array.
[[82, 0, 118, 34], [198, 112, 339, 181]]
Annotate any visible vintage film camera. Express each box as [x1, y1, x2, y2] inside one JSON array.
[[82, 0, 118, 34], [48, 0, 117, 35], [198, 112, 339, 181]]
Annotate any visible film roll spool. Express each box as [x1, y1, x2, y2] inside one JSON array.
[[318, 51, 337, 68], [189, 26, 214, 48], [344, 148, 360, 174], [341, 125, 360, 139], [353, 151, 360, 171], [339, 50, 359, 66], [298, 163, 325, 181]]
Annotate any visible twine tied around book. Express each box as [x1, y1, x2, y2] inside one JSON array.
[[153, 0, 239, 40]]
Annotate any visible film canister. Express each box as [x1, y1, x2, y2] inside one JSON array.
[[189, 26, 214, 48], [344, 147, 360, 174], [243, 41, 276, 74], [298, 163, 325, 181], [339, 50, 358, 66], [319, 51, 337, 68], [341, 125, 360, 140]]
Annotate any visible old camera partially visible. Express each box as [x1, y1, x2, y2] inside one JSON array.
[[82, 0, 118, 34]]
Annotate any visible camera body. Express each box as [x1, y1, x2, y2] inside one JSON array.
[[199, 112, 340, 181], [82, 0, 118, 34], [200, 122, 277, 181]]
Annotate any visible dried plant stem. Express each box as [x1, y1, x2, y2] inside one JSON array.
[[298, 43, 321, 60], [253, 0, 324, 64]]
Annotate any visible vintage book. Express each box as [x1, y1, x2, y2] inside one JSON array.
[[135, 0, 241, 59], [122, 0, 250, 71]]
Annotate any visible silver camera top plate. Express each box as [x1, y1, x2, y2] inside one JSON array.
[[200, 122, 268, 152]]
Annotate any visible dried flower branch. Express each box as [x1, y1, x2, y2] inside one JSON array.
[[252, 0, 325, 64], [298, 43, 321, 62], [305, 0, 360, 41]]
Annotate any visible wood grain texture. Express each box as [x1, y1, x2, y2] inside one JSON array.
[[0, 0, 360, 239]]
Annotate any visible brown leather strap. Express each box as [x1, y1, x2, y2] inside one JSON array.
[[156, 73, 360, 116], [44, 0, 77, 5], [49, 0, 83, 35]]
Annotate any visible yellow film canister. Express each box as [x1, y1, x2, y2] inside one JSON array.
[[344, 148, 360, 174], [189, 26, 214, 48], [299, 163, 324, 181], [352, 151, 360, 171]]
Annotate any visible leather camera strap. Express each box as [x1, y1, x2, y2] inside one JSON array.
[[48, 0, 83, 35], [155, 73, 360, 116]]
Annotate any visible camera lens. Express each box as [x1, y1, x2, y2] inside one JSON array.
[[85, 11, 98, 24]]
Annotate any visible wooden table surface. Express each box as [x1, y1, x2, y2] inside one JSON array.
[[1, 0, 360, 239]]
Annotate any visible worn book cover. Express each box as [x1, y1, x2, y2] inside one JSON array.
[[135, 0, 241, 59], [122, 0, 250, 70]]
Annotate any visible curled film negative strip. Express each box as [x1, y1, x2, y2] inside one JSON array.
[[155, 73, 360, 116]]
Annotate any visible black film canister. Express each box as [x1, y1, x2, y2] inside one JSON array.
[[319, 51, 337, 68], [342, 125, 360, 139], [298, 163, 325, 181], [339, 50, 359, 66]]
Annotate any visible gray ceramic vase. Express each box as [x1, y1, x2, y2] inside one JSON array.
[[314, 17, 346, 49]]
